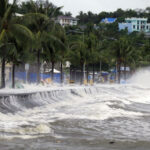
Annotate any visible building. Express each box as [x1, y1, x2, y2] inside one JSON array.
[[119, 18, 150, 33], [101, 18, 117, 24], [57, 16, 79, 27]]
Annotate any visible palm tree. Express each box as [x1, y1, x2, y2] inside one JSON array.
[[55, 25, 67, 84], [120, 37, 133, 81], [111, 39, 123, 83], [0, 0, 16, 88], [7, 22, 33, 88], [23, 12, 50, 84], [43, 24, 66, 83], [0, 0, 33, 88], [86, 33, 99, 83], [22, 0, 63, 84], [111, 36, 136, 83], [69, 35, 88, 84]]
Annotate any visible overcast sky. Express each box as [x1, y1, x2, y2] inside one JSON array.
[[49, 0, 149, 16]]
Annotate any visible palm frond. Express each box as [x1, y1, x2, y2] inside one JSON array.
[[23, 13, 49, 25], [0, 29, 6, 43], [10, 23, 33, 43]]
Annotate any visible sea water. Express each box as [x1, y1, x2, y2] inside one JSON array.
[[0, 69, 150, 149]]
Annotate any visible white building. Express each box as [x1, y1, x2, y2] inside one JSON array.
[[57, 16, 79, 27], [119, 18, 150, 33]]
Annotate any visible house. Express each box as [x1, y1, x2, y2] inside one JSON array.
[[119, 18, 150, 33], [101, 18, 117, 24], [57, 16, 79, 27]]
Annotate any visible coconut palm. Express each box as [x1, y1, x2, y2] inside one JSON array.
[[111, 35, 137, 83], [86, 33, 99, 83], [23, 12, 50, 84], [42, 24, 66, 83], [68, 35, 88, 84], [22, 0, 63, 84], [54, 24, 67, 84], [7, 22, 33, 88], [111, 39, 124, 83], [0, 0, 33, 88], [0, 0, 16, 88]]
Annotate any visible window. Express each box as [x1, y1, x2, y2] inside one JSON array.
[[137, 21, 139, 24], [133, 25, 136, 29], [141, 25, 145, 30], [141, 21, 146, 24], [147, 26, 149, 30], [137, 25, 139, 30]]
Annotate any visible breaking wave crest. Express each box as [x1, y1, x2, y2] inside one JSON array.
[[0, 81, 150, 149]]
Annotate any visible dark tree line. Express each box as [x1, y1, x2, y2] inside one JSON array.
[[77, 8, 150, 24]]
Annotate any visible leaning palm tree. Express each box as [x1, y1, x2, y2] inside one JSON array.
[[0, 0, 33, 88], [0, 0, 16, 88], [7, 22, 33, 88]]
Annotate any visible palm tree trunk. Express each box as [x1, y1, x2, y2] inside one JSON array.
[[118, 61, 121, 84], [86, 64, 89, 83], [60, 61, 63, 84], [74, 68, 76, 83], [51, 61, 54, 82], [69, 66, 71, 83], [80, 63, 83, 85], [37, 50, 41, 84], [12, 63, 15, 88], [100, 60, 102, 73], [124, 59, 126, 81], [92, 64, 95, 83], [115, 61, 117, 82], [1, 58, 5, 88]]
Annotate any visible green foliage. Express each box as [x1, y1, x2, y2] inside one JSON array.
[[0, 0, 150, 87], [77, 8, 150, 25]]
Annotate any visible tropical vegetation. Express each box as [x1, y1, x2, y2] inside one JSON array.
[[0, 0, 150, 88]]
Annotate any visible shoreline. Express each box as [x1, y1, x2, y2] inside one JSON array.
[[0, 83, 143, 97]]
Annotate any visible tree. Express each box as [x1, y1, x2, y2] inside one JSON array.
[[22, 0, 63, 84], [86, 33, 99, 83], [17, 0, 63, 17], [0, 0, 32, 88], [7, 21, 33, 88], [68, 35, 88, 84], [42, 23, 65, 83], [0, 0, 16, 88], [55, 25, 67, 84], [111, 39, 124, 83]]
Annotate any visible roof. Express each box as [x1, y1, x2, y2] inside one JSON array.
[[125, 17, 148, 21], [101, 18, 117, 23], [57, 16, 79, 21], [44, 68, 60, 73]]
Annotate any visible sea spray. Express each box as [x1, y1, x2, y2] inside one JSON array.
[[128, 67, 150, 87]]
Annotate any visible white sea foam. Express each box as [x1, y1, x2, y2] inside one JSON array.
[[128, 67, 150, 88], [0, 68, 150, 139]]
